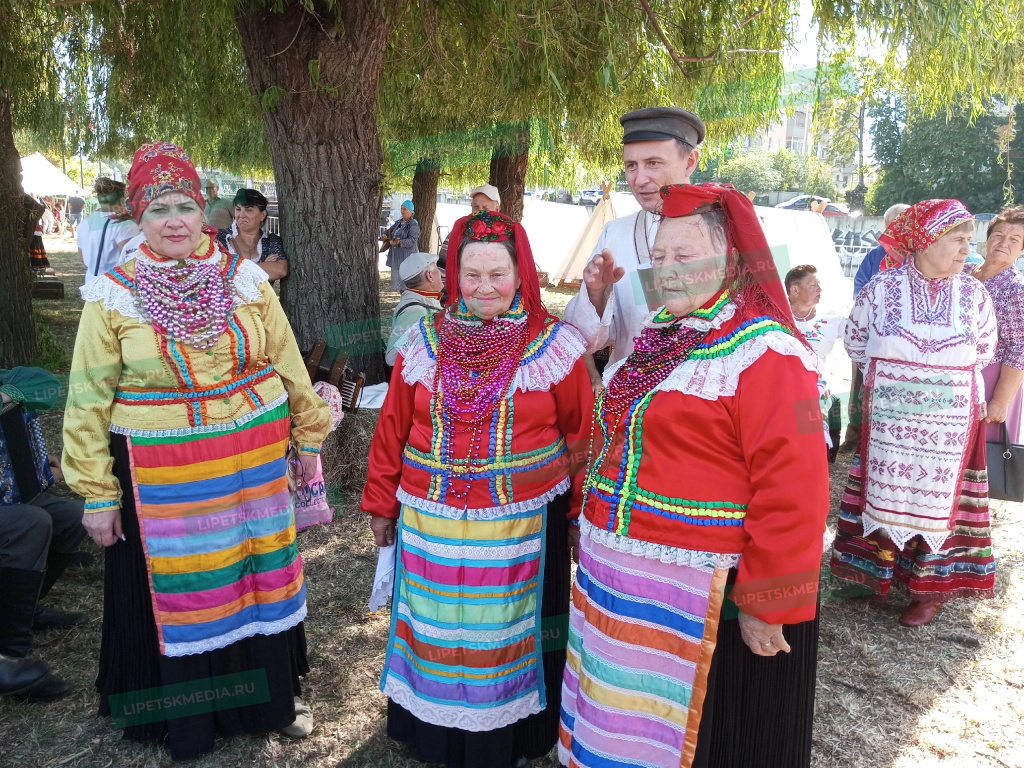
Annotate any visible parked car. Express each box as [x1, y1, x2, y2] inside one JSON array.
[[578, 189, 602, 205], [775, 195, 850, 217]]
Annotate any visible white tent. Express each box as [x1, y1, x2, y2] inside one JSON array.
[[552, 192, 640, 283], [520, 199, 589, 276], [20, 153, 80, 196]]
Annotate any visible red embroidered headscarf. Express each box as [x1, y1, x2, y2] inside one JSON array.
[[445, 211, 553, 335], [877, 199, 973, 270], [125, 141, 206, 223], [658, 182, 802, 338]]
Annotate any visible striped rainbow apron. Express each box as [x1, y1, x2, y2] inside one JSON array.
[[381, 502, 549, 731], [126, 399, 306, 657]]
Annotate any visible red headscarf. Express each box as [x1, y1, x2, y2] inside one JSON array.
[[125, 141, 206, 223], [877, 199, 973, 270], [658, 182, 802, 338], [445, 211, 553, 335]]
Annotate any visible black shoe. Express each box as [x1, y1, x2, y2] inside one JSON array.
[[0, 656, 50, 697], [12, 669, 71, 702], [33, 606, 89, 630]]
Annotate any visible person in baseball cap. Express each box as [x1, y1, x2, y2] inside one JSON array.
[[386, 252, 444, 366], [469, 184, 501, 213]]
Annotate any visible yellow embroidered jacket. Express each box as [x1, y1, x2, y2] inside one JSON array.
[[62, 235, 330, 513]]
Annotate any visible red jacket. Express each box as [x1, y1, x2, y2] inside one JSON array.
[[361, 319, 594, 520], [584, 307, 829, 625]]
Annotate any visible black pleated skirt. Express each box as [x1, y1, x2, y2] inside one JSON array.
[[96, 433, 309, 761], [692, 582, 820, 768], [386, 492, 572, 768]]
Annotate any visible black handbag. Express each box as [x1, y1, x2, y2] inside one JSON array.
[[986, 423, 1024, 502]]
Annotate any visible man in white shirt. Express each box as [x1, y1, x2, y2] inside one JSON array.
[[564, 107, 705, 364]]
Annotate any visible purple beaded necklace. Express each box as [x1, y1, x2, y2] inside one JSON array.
[[134, 239, 234, 350]]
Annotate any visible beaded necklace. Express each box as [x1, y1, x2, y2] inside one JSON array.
[[602, 308, 707, 418], [431, 294, 531, 502], [134, 238, 234, 350]]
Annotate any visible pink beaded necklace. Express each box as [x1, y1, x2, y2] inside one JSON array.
[[135, 239, 234, 350], [603, 307, 708, 418]]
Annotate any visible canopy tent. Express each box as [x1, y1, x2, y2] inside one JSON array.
[[552, 192, 640, 283], [20, 153, 80, 197]]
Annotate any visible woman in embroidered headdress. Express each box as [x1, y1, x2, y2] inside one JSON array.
[[558, 183, 829, 768], [830, 200, 997, 628], [61, 142, 331, 760], [362, 209, 593, 768]]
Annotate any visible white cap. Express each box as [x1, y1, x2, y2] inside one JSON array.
[[469, 184, 501, 205], [399, 251, 439, 286]]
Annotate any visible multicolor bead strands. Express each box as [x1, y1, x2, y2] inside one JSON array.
[[431, 294, 531, 503], [602, 308, 706, 418], [135, 242, 234, 350], [434, 296, 530, 424]]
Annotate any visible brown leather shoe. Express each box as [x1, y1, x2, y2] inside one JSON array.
[[899, 600, 942, 627]]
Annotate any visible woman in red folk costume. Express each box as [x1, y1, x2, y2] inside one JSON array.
[[559, 184, 829, 768], [362, 210, 594, 768]]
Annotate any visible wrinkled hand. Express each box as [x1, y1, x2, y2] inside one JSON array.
[[296, 454, 319, 488], [738, 612, 791, 657], [568, 525, 580, 565], [370, 516, 397, 546], [583, 249, 626, 302], [985, 399, 1008, 424], [83, 508, 123, 548], [48, 455, 63, 484]]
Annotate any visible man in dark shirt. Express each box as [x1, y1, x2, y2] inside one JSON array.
[[66, 192, 86, 237]]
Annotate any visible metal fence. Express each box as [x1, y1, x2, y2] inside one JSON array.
[[836, 244, 872, 279]]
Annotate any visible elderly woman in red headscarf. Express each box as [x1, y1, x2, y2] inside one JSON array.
[[558, 184, 829, 768], [361, 209, 594, 768], [61, 142, 331, 760], [830, 200, 997, 627]]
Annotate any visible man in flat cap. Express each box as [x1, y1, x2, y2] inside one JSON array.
[[564, 106, 705, 364]]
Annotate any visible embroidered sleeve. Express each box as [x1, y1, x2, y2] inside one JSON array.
[[62, 300, 123, 511], [552, 356, 595, 519], [976, 283, 998, 367], [844, 282, 874, 369]]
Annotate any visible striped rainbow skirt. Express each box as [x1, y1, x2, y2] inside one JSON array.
[[123, 399, 306, 657], [381, 501, 550, 731], [559, 520, 730, 768]]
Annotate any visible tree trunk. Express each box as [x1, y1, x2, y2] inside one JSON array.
[[0, 90, 37, 367], [489, 152, 528, 223], [412, 160, 440, 253], [235, 0, 395, 383]]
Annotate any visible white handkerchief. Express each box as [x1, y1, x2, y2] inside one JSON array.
[[368, 544, 396, 612]]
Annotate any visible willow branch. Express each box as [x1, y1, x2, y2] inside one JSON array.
[[736, 0, 785, 32], [636, 0, 706, 73]]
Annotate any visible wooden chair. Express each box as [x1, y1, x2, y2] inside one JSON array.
[[302, 342, 366, 413]]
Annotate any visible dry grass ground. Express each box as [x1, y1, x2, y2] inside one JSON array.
[[1, 239, 1021, 768]]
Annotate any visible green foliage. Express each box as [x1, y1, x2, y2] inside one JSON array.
[[31, 310, 69, 372], [805, 155, 840, 200], [771, 149, 805, 191], [868, 95, 1011, 214], [718, 151, 780, 194]]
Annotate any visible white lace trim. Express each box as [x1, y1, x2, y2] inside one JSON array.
[[110, 392, 288, 437], [383, 676, 542, 732], [398, 321, 586, 394], [80, 257, 268, 320], [861, 513, 952, 554], [579, 518, 741, 570], [162, 602, 306, 657], [603, 327, 821, 401], [80, 273, 143, 320], [396, 477, 570, 520]]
